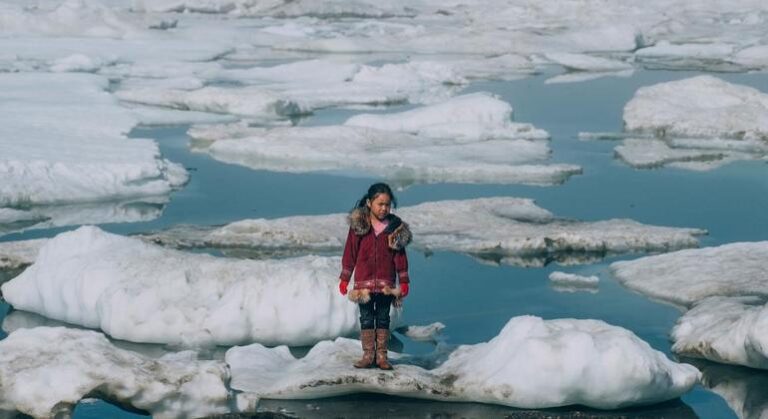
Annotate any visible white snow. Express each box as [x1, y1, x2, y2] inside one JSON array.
[[227, 316, 700, 409], [0, 327, 229, 419], [672, 297, 768, 369], [544, 53, 632, 72], [0, 226, 374, 346], [0, 73, 187, 207], [611, 242, 768, 307], [142, 197, 705, 266]]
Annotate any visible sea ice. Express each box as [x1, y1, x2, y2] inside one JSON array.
[[227, 316, 700, 409], [611, 242, 768, 307], [0, 327, 229, 419], [0, 226, 372, 346], [0, 239, 45, 270], [548, 272, 600, 294], [672, 297, 768, 369], [142, 197, 705, 266], [616, 76, 768, 169], [0, 73, 187, 208]]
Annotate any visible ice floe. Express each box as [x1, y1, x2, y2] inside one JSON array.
[[0, 226, 371, 346], [615, 76, 768, 170], [0, 327, 229, 419], [0, 239, 45, 270], [672, 297, 768, 370], [193, 94, 581, 186], [611, 242, 768, 307], [0, 73, 187, 208], [227, 316, 700, 409], [548, 271, 600, 293], [143, 197, 705, 266]]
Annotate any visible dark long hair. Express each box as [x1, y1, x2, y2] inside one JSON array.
[[355, 182, 397, 209]]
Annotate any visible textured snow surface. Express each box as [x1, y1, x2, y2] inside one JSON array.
[[0, 73, 187, 208], [616, 76, 768, 169], [1, 226, 370, 346], [143, 197, 704, 266], [611, 242, 768, 307], [227, 316, 700, 409], [0, 327, 229, 419], [672, 297, 768, 370]]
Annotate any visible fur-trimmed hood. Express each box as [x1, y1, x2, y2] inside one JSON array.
[[347, 207, 412, 250]]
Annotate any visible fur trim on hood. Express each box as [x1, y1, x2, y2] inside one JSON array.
[[347, 207, 412, 250]]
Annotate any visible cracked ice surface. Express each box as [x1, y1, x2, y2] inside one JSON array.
[[611, 242, 768, 307], [195, 94, 581, 186], [0, 226, 371, 346], [0, 327, 229, 419], [615, 76, 768, 170], [227, 316, 700, 409], [672, 297, 768, 370], [0, 73, 187, 208], [143, 197, 704, 267]]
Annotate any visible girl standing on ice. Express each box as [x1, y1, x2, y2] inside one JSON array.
[[339, 182, 412, 370]]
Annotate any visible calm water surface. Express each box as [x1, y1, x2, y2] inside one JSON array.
[[2, 69, 767, 418]]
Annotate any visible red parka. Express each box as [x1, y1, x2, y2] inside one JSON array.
[[339, 208, 412, 293]]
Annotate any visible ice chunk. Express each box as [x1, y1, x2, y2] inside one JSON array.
[[0, 239, 45, 270], [394, 322, 445, 342], [672, 297, 768, 369], [227, 316, 700, 409], [614, 138, 732, 169], [0, 226, 368, 346], [344, 92, 549, 142], [624, 75, 768, 140], [143, 197, 705, 265], [0, 327, 229, 418], [0, 0, 143, 38], [0, 73, 187, 207], [611, 242, 768, 307], [545, 53, 632, 72], [548, 271, 599, 293], [635, 41, 738, 71]]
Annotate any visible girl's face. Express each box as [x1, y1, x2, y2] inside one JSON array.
[[368, 193, 392, 220]]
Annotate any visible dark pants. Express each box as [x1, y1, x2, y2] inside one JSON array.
[[359, 293, 394, 330]]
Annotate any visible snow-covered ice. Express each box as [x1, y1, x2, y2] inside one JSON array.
[[143, 197, 705, 266], [394, 322, 445, 343], [0, 73, 187, 208], [0, 239, 47, 270], [548, 271, 599, 293], [611, 242, 768, 307], [193, 94, 582, 186], [227, 316, 700, 409], [672, 297, 768, 370], [0, 327, 229, 419], [0, 226, 379, 346], [616, 76, 768, 169]]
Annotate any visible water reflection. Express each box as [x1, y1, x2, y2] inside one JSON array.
[[684, 358, 768, 419]]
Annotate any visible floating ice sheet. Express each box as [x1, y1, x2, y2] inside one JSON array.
[[143, 197, 705, 266], [548, 271, 599, 294], [194, 94, 581, 186], [616, 76, 768, 170], [0, 226, 375, 346], [0, 327, 229, 419], [0, 73, 187, 207], [672, 297, 768, 369], [227, 316, 700, 409], [611, 242, 768, 307]]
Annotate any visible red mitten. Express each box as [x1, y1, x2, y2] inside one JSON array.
[[399, 282, 409, 298], [339, 281, 349, 296]]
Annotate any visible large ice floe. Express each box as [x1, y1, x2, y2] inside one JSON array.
[[0, 327, 229, 419], [0, 72, 187, 209], [144, 197, 705, 266], [0, 226, 368, 346], [611, 241, 768, 307], [227, 316, 700, 409], [614, 76, 768, 170], [193, 93, 583, 186], [672, 297, 768, 370]]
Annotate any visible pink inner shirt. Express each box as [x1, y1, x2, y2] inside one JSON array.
[[371, 217, 389, 236]]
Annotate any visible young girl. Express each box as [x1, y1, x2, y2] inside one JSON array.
[[338, 183, 412, 370]]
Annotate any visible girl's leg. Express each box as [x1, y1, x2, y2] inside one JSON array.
[[373, 294, 395, 370], [353, 300, 376, 368]]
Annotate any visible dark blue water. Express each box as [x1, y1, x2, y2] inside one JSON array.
[[2, 69, 767, 418]]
